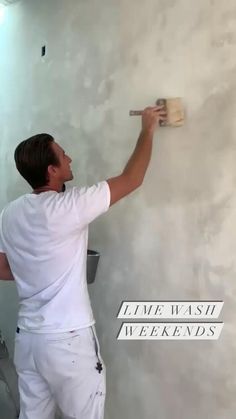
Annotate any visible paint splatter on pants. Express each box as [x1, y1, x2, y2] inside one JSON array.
[[13, 325, 106, 419]]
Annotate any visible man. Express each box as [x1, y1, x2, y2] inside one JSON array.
[[0, 106, 166, 419]]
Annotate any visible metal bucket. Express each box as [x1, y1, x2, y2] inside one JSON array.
[[87, 250, 100, 284]]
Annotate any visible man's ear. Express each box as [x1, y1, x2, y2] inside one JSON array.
[[48, 165, 57, 178]]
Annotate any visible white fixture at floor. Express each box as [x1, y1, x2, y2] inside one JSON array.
[[0, 332, 20, 418]]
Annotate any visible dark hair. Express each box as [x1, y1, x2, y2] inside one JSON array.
[[14, 133, 60, 189]]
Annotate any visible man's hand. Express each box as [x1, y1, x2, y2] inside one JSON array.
[[0, 253, 14, 281], [141, 106, 167, 135]]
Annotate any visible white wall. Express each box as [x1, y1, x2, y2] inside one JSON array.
[[0, 1, 235, 418]]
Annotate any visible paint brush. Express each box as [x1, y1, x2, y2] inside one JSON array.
[[129, 97, 184, 127]]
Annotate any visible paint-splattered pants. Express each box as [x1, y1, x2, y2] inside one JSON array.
[[13, 325, 106, 419]]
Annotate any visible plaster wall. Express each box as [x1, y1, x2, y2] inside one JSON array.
[[0, 1, 236, 418]]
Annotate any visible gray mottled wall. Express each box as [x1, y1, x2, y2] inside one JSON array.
[[0, 0, 236, 418]]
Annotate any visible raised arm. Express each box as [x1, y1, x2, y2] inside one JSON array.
[[106, 106, 166, 206], [0, 253, 14, 281]]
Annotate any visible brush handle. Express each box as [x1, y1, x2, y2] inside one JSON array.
[[129, 110, 143, 116]]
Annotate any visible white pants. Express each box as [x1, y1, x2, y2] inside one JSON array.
[[13, 325, 106, 419]]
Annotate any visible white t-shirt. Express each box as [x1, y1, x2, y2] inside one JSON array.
[[0, 181, 110, 333]]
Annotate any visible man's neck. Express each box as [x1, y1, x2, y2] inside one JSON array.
[[32, 184, 65, 194]]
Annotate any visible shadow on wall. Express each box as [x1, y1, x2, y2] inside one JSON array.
[[0, 381, 17, 419]]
